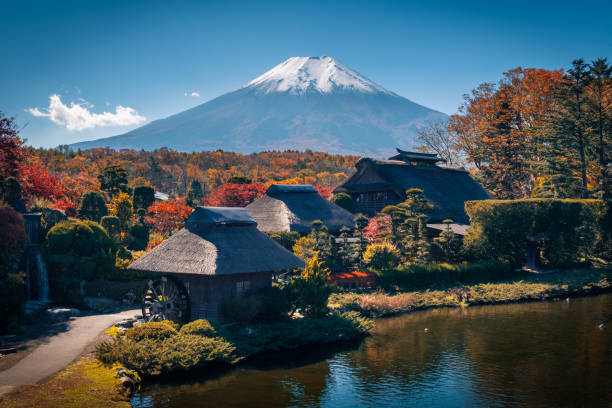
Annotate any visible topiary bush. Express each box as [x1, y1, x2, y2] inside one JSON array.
[[267, 231, 300, 251], [101, 215, 121, 241], [464, 199, 608, 268], [78, 191, 108, 223], [43, 220, 116, 305], [331, 192, 355, 213], [128, 222, 149, 251], [132, 185, 155, 211]]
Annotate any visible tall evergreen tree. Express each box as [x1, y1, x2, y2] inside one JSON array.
[[587, 58, 612, 199]]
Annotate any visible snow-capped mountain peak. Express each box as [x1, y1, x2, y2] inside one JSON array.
[[243, 56, 396, 95]]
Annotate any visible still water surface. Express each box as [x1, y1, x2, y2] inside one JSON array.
[[133, 294, 612, 407]]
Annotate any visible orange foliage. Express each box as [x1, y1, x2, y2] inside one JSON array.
[[145, 198, 193, 234], [450, 67, 564, 198]]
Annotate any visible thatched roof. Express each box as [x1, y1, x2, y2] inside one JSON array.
[[388, 148, 446, 164], [129, 207, 304, 275], [246, 184, 355, 234], [334, 157, 491, 223]]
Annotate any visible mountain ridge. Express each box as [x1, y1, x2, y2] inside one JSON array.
[[71, 56, 448, 156]]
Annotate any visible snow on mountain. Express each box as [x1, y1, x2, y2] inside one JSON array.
[[71, 56, 447, 156], [243, 56, 395, 95]]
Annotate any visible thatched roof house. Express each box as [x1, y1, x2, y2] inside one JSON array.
[[246, 184, 355, 234], [129, 206, 303, 322], [334, 149, 491, 225]]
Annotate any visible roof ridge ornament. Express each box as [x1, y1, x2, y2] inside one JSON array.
[[389, 148, 446, 164]]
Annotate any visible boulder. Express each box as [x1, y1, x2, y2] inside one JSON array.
[[84, 296, 117, 312], [45, 307, 80, 321], [22, 300, 52, 319]]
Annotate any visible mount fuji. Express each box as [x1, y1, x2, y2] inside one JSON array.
[[71, 57, 447, 156]]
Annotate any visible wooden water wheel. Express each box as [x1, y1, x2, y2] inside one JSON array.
[[142, 276, 190, 323]]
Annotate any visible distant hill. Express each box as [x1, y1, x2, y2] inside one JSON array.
[[71, 56, 447, 156]]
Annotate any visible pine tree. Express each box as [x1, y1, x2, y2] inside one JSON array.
[[186, 180, 204, 207], [587, 58, 612, 199]]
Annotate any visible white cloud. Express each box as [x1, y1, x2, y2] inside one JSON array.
[[184, 91, 200, 97], [28, 94, 146, 131]]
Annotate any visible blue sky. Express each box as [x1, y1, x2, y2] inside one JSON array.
[[1, 0, 611, 148]]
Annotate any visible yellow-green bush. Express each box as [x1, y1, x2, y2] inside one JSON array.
[[179, 319, 217, 337], [363, 241, 400, 270], [125, 321, 178, 342], [464, 199, 608, 267]]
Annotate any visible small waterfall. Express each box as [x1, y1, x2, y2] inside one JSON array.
[[35, 249, 50, 301], [22, 213, 51, 301]]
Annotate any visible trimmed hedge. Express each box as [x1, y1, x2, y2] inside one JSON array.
[[464, 199, 608, 268], [96, 313, 372, 377], [374, 260, 516, 291]]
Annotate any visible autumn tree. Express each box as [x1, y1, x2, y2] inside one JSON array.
[[205, 182, 267, 207], [19, 163, 65, 203], [145, 198, 193, 234], [0, 113, 27, 178], [109, 191, 133, 232], [450, 68, 564, 198], [415, 120, 462, 166], [186, 180, 204, 207]]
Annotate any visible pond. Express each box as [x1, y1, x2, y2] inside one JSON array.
[[132, 293, 612, 407]]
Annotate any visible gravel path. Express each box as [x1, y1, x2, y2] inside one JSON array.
[[0, 309, 139, 396]]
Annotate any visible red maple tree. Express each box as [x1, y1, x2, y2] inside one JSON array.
[[0, 114, 27, 178], [205, 182, 267, 207], [19, 164, 65, 202], [145, 198, 193, 234]]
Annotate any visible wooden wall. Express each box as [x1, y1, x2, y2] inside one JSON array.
[[179, 272, 272, 322]]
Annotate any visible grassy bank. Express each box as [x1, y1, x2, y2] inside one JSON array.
[[330, 267, 612, 318], [0, 357, 138, 408], [96, 311, 373, 377]]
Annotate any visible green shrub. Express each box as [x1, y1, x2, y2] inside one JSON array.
[[267, 231, 300, 251], [331, 193, 355, 213], [287, 255, 332, 318], [128, 222, 149, 251], [125, 321, 179, 342], [96, 312, 372, 376], [221, 296, 262, 324], [374, 260, 517, 291], [100, 216, 121, 240], [363, 241, 400, 270], [132, 185, 155, 211], [44, 220, 116, 304], [179, 319, 217, 337], [96, 334, 237, 376], [0, 272, 26, 333], [78, 191, 108, 223], [464, 199, 608, 268]]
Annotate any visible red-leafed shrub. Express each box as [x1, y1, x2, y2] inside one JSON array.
[[0, 205, 28, 251], [145, 198, 193, 234], [314, 184, 334, 199], [363, 214, 392, 242], [53, 199, 77, 217], [205, 182, 267, 207], [328, 270, 377, 289]]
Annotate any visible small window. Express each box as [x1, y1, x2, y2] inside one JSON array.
[[236, 280, 251, 296]]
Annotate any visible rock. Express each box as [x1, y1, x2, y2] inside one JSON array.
[[45, 307, 80, 321], [115, 319, 135, 328], [22, 300, 52, 319], [84, 296, 117, 313]]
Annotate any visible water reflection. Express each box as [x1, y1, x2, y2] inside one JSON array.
[[133, 294, 612, 407]]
